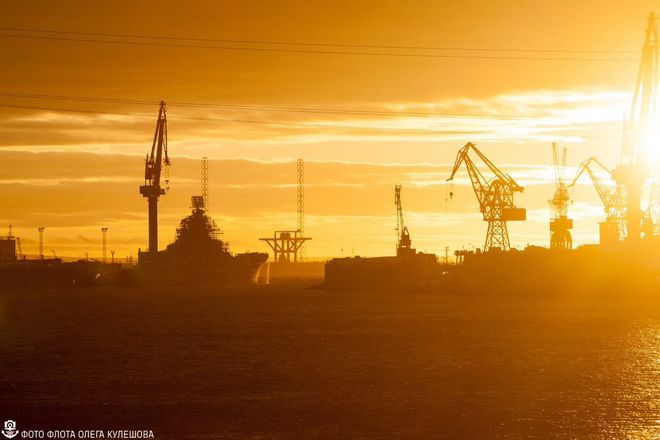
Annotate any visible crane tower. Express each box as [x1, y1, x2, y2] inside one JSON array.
[[139, 101, 171, 254], [613, 13, 658, 242], [549, 143, 573, 250], [394, 185, 414, 256], [447, 142, 526, 251]]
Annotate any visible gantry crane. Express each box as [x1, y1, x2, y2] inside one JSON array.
[[447, 142, 526, 251], [569, 157, 626, 245], [394, 185, 414, 256], [613, 13, 658, 242], [549, 143, 573, 250], [139, 101, 171, 254]]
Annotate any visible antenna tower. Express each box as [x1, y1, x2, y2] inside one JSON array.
[[201, 157, 209, 211], [297, 158, 305, 259]]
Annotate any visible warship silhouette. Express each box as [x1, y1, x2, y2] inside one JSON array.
[[137, 196, 268, 286]]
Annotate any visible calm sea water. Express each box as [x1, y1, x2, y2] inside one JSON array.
[[0, 285, 658, 439]]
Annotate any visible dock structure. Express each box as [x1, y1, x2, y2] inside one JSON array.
[[0, 236, 17, 261], [259, 230, 311, 263]]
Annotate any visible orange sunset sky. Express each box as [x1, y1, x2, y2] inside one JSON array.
[[0, 0, 659, 260]]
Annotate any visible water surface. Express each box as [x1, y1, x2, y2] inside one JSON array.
[[1, 285, 658, 439]]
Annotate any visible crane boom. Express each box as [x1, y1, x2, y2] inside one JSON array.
[[569, 158, 621, 210], [447, 142, 525, 251], [139, 101, 171, 254], [625, 13, 658, 166], [552, 143, 567, 187]]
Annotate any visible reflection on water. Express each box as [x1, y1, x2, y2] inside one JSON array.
[[615, 324, 659, 439], [0, 287, 658, 439]]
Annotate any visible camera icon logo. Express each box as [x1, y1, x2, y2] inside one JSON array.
[[1, 420, 18, 439]]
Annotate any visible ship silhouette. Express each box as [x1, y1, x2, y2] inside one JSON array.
[[137, 196, 268, 286]]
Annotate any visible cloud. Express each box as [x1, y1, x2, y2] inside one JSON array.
[[0, 87, 626, 257], [0, 88, 629, 154]]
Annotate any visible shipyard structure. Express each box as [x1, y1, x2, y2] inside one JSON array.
[[135, 103, 267, 286], [137, 196, 267, 286], [325, 185, 444, 291], [0, 16, 658, 292], [325, 14, 660, 293]]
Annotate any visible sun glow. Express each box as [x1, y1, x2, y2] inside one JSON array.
[[644, 122, 660, 172]]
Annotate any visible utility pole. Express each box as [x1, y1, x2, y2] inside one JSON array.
[[110, 250, 115, 264], [38, 226, 44, 260], [101, 227, 108, 263], [16, 238, 22, 259]]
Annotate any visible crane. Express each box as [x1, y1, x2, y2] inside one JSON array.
[[139, 101, 171, 254], [549, 143, 573, 250], [394, 185, 414, 256], [447, 142, 526, 251], [613, 13, 658, 242], [569, 157, 626, 245]]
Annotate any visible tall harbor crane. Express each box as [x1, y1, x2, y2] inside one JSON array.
[[447, 142, 526, 251], [139, 101, 171, 254], [569, 157, 626, 245], [549, 143, 573, 250], [394, 185, 414, 256], [613, 13, 658, 242]]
